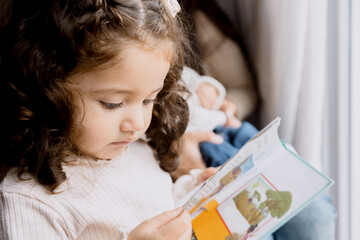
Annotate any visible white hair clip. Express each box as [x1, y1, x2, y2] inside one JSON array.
[[164, 0, 181, 18]]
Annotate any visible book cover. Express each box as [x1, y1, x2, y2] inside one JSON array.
[[179, 117, 333, 240]]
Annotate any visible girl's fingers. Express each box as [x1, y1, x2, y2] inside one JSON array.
[[187, 131, 223, 144], [197, 167, 219, 183], [158, 210, 192, 239], [144, 208, 183, 229]]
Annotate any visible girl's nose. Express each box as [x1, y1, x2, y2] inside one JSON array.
[[120, 107, 145, 133]]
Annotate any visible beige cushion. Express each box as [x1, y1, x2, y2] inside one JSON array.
[[193, 10, 257, 120]]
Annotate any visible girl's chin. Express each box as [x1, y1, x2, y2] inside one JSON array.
[[88, 146, 128, 161]]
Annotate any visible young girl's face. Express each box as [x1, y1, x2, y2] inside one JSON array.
[[70, 46, 170, 160]]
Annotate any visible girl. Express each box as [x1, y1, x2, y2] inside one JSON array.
[[0, 0, 213, 239]]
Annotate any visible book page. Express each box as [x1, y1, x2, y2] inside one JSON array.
[[182, 117, 333, 240], [182, 118, 283, 213]]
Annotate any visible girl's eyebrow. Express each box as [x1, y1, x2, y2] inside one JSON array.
[[91, 89, 130, 94], [91, 86, 163, 95]]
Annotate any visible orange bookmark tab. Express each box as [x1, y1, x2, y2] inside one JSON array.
[[192, 199, 230, 240]]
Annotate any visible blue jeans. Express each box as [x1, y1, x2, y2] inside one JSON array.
[[199, 121, 258, 167], [262, 192, 337, 240]]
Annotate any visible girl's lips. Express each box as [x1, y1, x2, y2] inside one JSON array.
[[111, 137, 137, 146], [111, 141, 131, 146]]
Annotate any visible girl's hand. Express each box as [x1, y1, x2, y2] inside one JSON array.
[[197, 167, 219, 184], [171, 131, 223, 180], [127, 208, 192, 240]]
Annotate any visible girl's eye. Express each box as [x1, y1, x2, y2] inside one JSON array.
[[100, 101, 123, 110], [143, 99, 157, 105]]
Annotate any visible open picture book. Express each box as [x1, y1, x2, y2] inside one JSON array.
[[178, 117, 334, 240]]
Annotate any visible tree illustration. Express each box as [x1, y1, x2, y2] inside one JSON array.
[[226, 189, 292, 240], [248, 190, 261, 204], [225, 223, 258, 240], [249, 189, 292, 224]]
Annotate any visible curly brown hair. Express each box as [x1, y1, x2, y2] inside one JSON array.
[[0, 0, 193, 192]]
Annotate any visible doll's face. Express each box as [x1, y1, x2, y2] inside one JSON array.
[[196, 82, 219, 109], [69, 46, 170, 160]]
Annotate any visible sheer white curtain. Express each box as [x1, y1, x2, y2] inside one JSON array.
[[217, 1, 360, 239], [216, 0, 327, 170], [324, 0, 360, 239]]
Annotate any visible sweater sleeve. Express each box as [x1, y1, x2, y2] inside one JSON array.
[[0, 192, 72, 240]]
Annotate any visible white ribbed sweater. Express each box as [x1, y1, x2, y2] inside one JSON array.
[[0, 141, 193, 240]]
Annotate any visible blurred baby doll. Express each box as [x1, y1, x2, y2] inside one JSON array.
[[182, 67, 258, 167]]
